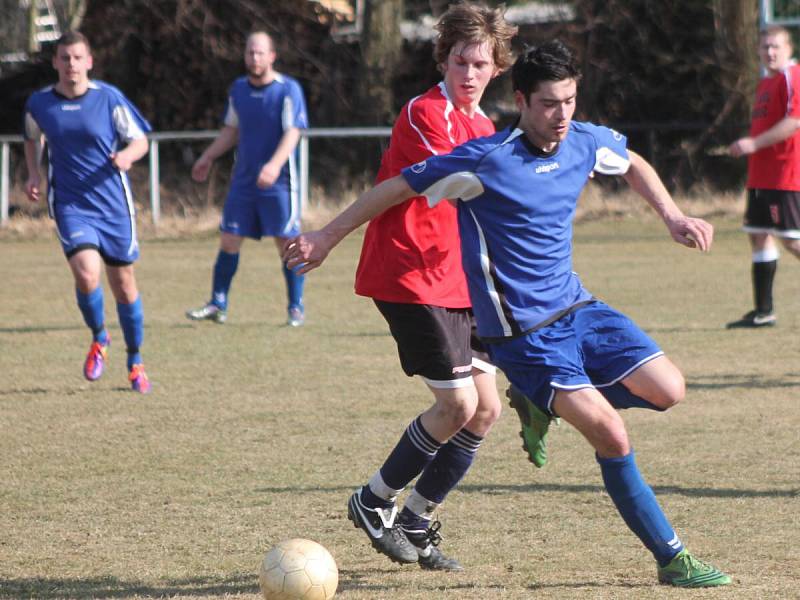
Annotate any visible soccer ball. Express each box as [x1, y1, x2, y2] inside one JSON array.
[[259, 538, 338, 600]]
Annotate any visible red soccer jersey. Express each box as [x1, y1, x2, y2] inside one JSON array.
[[747, 63, 800, 190], [354, 82, 495, 306]]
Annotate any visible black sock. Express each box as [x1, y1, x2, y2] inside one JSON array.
[[752, 260, 777, 314]]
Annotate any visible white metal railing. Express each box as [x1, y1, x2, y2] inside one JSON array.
[[0, 127, 392, 227]]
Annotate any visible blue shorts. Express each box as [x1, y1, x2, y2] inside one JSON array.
[[487, 301, 662, 415], [221, 186, 301, 239], [55, 212, 139, 265]]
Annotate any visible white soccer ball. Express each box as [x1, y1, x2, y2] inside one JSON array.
[[259, 538, 339, 600]]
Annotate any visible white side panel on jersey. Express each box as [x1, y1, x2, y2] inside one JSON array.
[[283, 151, 301, 236], [119, 172, 138, 255], [407, 94, 438, 156], [46, 153, 55, 219], [282, 95, 295, 129], [594, 147, 630, 175], [282, 95, 301, 235], [466, 206, 513, 337], [422, 171, 484, 207], [112, 105, 146, 143], [223, 96, 238, 128]]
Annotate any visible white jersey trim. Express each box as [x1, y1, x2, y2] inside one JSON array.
[[594, 351, 665, 387], [471, 356, 496, 374], [594, 146, 630, 175], [223, 96, 238, 128], [422, 375, 475, 389], [407, 93, 438, 156], [112, 105, 146, 143], [422, 171, 484, 207], [467, 206, 513, 337]]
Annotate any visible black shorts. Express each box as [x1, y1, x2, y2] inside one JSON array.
[[374, 300, 494, 388], [743, 189, 800, 238]]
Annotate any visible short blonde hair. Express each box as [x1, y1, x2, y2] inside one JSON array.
[[434, 2, 517, 73]]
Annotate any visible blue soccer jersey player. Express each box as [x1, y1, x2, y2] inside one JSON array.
[[23, 31, 152, 394], [186, 31, 309, 327], [284, 41, 732, 587]]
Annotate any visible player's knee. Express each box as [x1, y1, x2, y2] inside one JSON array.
[[433, 388, 478, 430], [595, 426, 630, 458], [471, 393, 502, 431], [651, 373, 685, 410]]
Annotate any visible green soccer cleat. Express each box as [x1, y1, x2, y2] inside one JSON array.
[[186, 303, 227, 324], [506, 386, 557, 468], [657, 550, 732, 587]]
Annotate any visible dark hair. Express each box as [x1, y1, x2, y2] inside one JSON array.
[[511, 39, 581, 98], [434, 1, 517, 73], [56, 30, 91, 53]]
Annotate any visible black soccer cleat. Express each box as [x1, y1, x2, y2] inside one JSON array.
[[726, 310, 776, 329], [402, 520, 464, 571], [347, 488, 418, 564]]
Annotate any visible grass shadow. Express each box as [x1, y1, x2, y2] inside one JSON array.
[[254, 483, 798, 499], [0, 574, 258, 599]]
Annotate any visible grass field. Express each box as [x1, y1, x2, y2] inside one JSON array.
[[1, 217, 798, 599]]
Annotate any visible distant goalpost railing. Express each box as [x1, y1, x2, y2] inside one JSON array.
[[0, 127, 392, 227], [761, 0, 800, 27]]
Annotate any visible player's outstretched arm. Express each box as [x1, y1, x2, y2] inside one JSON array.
[[622, 150, 713, 252], [192, 126, 239, 182], [282, 175, 416, 274], [729, 116, 800, 157]]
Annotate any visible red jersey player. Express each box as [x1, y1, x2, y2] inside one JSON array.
[[339, 3, 515, 571], [728, 25, 800, 328]]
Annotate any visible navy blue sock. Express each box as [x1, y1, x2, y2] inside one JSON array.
[[361, 416, 441, 510], [598, 451, 683, 566], [414, 428, 483, 504], [282, 263, 305, 310], [76, 287, 107, 342], [211, 250, 239, 310], [117, 297, 144, 370], [601, 382, 664, 411], [399, 428, 483, 528]]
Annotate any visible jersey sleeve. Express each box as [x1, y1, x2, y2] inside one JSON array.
[[401, 142, 485, 207], [589, 124, 630, 175], [282, 80, 308, 130]]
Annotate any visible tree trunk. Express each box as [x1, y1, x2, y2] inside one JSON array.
[[358, 0, 404, 125]]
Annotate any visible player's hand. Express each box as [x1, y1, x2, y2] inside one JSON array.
[[667, 215, 713, 252], [25, 176, 40, 202], [257, 163, 280, 189], [282, 230, 332, 274], [728, 137, 756, 157], [110, 151, 134, 172], [191, 156, 212, 182]]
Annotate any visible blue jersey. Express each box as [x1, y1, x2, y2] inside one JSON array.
[[224, 74, 308, 199], [23, 81, 151, 219], [402, 121, 630, 340]]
